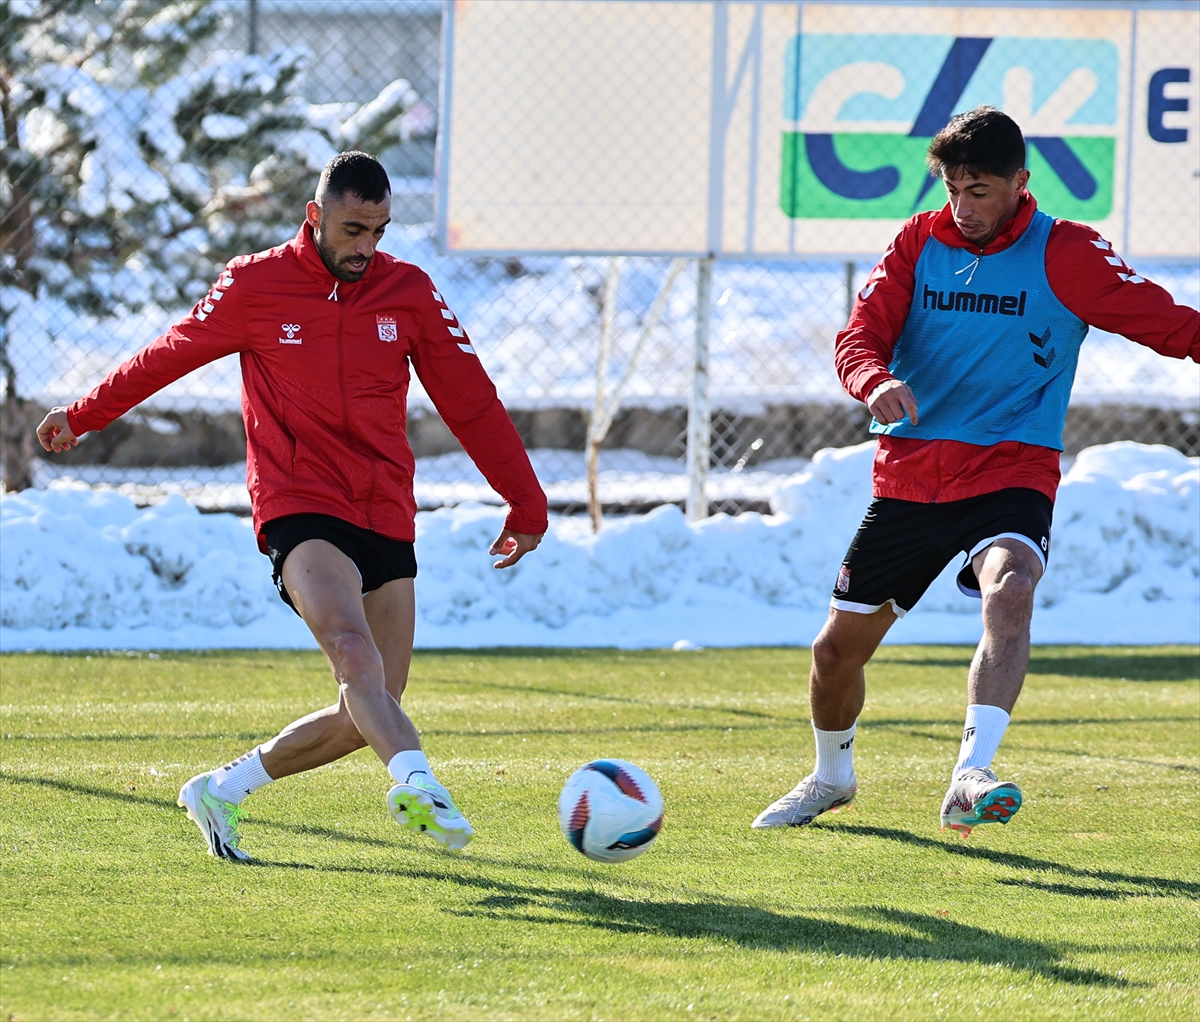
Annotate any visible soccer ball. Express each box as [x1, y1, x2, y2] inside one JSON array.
[[558, 759, 663, 863]]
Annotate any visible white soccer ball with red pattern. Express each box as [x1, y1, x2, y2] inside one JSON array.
[[558, 760, 663, 863]]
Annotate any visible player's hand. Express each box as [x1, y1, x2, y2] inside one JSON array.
[[36, 407, 80, 453], [489, 529, 542, 569], [867, 379, 919, 425]]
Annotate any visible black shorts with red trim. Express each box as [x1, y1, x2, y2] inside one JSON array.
[[830, 488, 1053, 617], [263, 513, 417, 615]]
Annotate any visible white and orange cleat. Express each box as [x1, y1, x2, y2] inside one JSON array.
[[751, 773, 856, 829], [940, 767, 1022, 837]]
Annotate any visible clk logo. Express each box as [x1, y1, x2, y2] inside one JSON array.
[[782, 34, 1118, 220], [279, 323, 302, 345], [377, 315, 398, 342]]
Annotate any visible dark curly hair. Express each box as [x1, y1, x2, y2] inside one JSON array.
[[926, 106, 1026, 180]]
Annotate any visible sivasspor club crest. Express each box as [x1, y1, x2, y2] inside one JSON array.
[[376, 314, 398, 342]]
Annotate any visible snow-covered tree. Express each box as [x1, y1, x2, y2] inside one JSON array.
[[2, 0, 428, 310], [1, 0, 432, 488]]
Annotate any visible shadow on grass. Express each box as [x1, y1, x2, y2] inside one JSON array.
[[4, 771, 1134, 987], [1, 774, 395, 848], [431, 675, 792, 722], [2, 721, 790, 743], [836, 824, 1200, 898], [863, 715, 1195, 730], [240, 856, 1125, 987], [872, 655, 975, 670], [1025, 652, 1198, 682], [995, 879, 1138, 899], [15, 712, 1191, 746], [1004, 746, 1200, 773], [4, 773, 604, 885], [871, 652, 1199, 682], [858, 716, 1199, 753]]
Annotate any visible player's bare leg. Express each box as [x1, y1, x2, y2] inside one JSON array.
[[966, 539, 1043, 711], [271, 540, 417, 766], [752, 606, 896, 828], [941, 538, 1043, 835], [272, 540, 471, 847], [179, 542, 471, 857], [809, 606, 897, 730], [258, 570, 419, 779]]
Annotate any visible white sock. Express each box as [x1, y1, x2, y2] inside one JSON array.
[[812, 721, 857, 789], [207, 747, 273, 805], [387, 749, 436, 786], [954, 704, 1011, 777]]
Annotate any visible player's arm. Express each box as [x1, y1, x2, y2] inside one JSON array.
[[835, 216, 930, 424], [37, 266, 248, 453], [408, 276, 548, 568], [1045, 222, 1200, 360]]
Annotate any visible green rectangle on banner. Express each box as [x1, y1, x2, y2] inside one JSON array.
[[781, 133, 1113, 221]]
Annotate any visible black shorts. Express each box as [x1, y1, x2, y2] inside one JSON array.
[[263, 513, 417, 615], [831, 488, 1053, 617]]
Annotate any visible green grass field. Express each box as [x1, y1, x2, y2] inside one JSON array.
[[2, 645, 1197, 1021]]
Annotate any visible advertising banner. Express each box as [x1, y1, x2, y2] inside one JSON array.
[[440, 1, 1199, 259]]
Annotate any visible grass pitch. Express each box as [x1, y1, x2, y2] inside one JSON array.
[[1, 645, 1197, 1021]]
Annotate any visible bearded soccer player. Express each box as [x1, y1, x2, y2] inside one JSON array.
[[752, 107, 1200, 836], [37, 152, 548, 859]]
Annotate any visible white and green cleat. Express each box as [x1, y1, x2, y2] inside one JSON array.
[[387, 776, 473, 851], [177, 772, 251, 861]]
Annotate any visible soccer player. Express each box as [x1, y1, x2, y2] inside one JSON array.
[[752, 107, 1200, 836], [36, 152, 548, 859]]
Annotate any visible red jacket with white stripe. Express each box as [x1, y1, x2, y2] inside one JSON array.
[[66, 223, 549, 548], [836, 193, 1200, 503]]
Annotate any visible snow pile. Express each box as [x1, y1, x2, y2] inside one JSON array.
[[1, 443, 1196, 651], [1039, 444, 1200, 612], [30, 448, 814, 514], [0, 490, 302, 645]]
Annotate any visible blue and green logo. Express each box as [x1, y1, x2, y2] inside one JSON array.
[[781, 34, 1118, 219]]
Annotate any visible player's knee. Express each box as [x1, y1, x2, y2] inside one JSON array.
[[812, 630, 864, 676], [327, 629, 386, 692], [982, 569, 1035, 624]]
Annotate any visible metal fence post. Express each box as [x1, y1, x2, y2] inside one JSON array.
[[248, 0, 259, 55], [687, 256, 714, 522], [587, 256, 623, 532]]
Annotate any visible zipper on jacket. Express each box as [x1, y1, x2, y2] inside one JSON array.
[[336, 297, 352, 445], [333, 292, 369, 525], [337, 304, 351, 426]]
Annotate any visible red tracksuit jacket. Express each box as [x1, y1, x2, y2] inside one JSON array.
[[67, 223, 549, 548], [836, 193, 1200, 503]]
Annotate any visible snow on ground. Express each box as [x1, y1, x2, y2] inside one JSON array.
[[2, 442, 1197, 652]]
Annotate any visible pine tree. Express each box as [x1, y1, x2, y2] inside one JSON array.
[[0, 0, 428, 488]]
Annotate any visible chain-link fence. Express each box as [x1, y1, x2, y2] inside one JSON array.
[[3, 0, 1197, 519]]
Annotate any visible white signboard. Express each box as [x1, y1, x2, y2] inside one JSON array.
[[438, 1, 1200, 259]]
